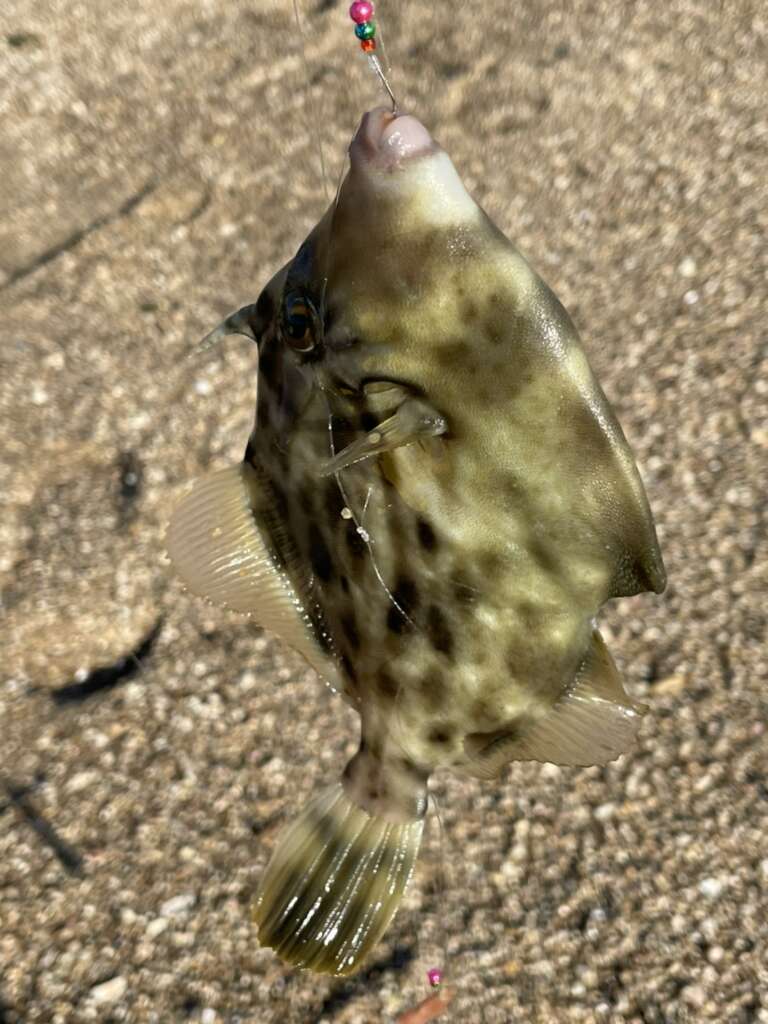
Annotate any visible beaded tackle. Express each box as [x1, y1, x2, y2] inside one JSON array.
[[348, 1, 398, 112]]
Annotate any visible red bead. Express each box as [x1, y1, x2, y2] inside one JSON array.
[[360, 37, 376, 52], [349, 1, 374, 24]]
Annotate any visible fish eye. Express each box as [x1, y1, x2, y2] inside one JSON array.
[[280, 292, 318, 353]]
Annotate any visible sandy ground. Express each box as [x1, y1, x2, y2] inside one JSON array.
[[1, 0, 766, 1021]]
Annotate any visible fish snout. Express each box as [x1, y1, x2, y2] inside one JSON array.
[[351, 107, 435, 170]]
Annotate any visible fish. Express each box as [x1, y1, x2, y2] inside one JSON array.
[[166, 106, 666, 976]]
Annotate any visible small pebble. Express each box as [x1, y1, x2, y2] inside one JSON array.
[[698, 878, 724, 899], [146, 918, 169, 939], [90, 976, 127, 1004], [160, 892, 196, 916]]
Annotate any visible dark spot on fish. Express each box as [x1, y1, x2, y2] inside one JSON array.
[[471, 696, 494, 722], [485, 312, 505, 346], [340, 574, 350, 594], [479, 550, 502, 575], [426, 605, 454, 658], [325, 478, 346, 522], [387, 576, 419, 634], [502, 472, 525, 499], [392, 576, 419, 615], [360, 410, 378, 431], [376, 668, 399, 701], [345, 519, 367, 559], [416, 518, 437, 553], [418, 670, 444, 710], [330, 413, 354, 434], [428, 725, 453, 745], [308, 523, 334, 582], [528, 536, 559, 575], [341, 612, 360, 651], [386, 604, 410, 636], [516, 599, 538, 625], [435, 339, 470, 368], [461, 298, 480, 323]]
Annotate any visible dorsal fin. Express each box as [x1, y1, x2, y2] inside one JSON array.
[[463, 630, 646, 777]]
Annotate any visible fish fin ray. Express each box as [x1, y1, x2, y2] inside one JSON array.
[[253, 783, 423, 976], [462, 630, 646, 775], [190, 303, 261, 359], [319, 396, 447, 476], [517, 630, 646, 766], [166, 463, 341, 688]]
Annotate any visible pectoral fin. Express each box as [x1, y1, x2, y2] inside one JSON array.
[[463, 630, 646, 777], [166, 463, 342, 691], [320, 396, 447, 476]]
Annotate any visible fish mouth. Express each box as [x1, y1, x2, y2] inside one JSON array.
[[350, 107, 436, 171]]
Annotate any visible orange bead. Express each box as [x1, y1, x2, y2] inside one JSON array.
[[361, 37, 376, 52]]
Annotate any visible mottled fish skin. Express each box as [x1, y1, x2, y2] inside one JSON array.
[[241, 108, 664, 808], [169, 107, 665, 973]]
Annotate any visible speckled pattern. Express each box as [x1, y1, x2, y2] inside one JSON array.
[[1, 1, 765, 1022]]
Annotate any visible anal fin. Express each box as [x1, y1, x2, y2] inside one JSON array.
[[166, 463, 342, 690], [463, 630, 646, 775]]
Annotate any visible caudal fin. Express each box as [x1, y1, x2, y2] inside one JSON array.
[[253, 784, 424, 976]]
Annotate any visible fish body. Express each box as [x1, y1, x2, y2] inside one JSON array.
[[167, 108, 665, 974]]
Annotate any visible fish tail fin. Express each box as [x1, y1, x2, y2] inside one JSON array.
[[253, 783, 424, 976]]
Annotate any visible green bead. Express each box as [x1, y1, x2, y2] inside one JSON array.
[[354, 20, 376, 41]]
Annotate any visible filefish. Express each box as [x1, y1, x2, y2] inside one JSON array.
[[167, 107, 666, 976]]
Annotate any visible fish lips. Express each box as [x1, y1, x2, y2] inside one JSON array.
[[350, 107, 437, 171]]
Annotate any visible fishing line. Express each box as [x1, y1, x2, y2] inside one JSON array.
[[426, 787, 452, 993], [292, 0, 331, 202]]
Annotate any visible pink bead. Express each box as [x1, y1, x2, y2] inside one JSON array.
[[427, 967, 443, 988], [349, 1, 374, 24]]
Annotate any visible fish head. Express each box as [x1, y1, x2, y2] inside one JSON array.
[[243, 106, 504, 435]]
